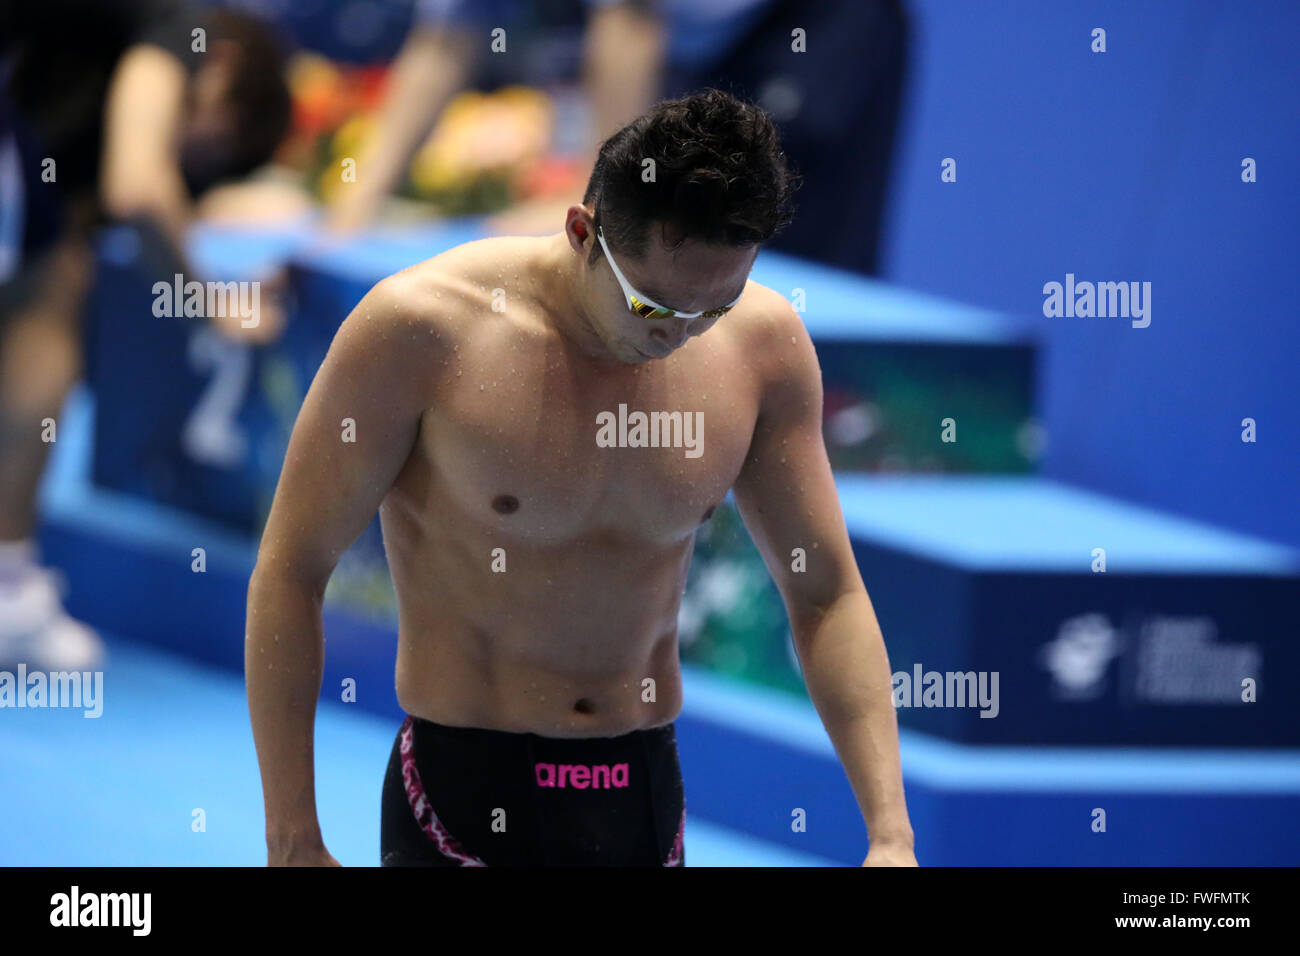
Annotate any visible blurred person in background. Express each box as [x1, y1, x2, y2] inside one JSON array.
[[325, 0, 664, 236], [326, 0, 906, 275], [674, 0, 908, 276], [0, 1, 292, 669]]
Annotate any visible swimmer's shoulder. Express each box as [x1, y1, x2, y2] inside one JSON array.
[[329, 254, 486, 385], [368, 236, 537, 334], [729, 279, 817, 363], [724, 279, 822, 403]]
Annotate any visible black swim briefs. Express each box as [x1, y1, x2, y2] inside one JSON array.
[[380, 714, 686, 866]]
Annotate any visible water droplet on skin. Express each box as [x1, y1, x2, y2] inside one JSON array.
[[456, 369, 462, 376], [479, 384, 485, 391]]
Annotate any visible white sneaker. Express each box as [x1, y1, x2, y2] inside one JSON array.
[[0, 564, 106, 671]]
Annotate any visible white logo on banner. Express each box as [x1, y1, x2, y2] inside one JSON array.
[[1041, 613, 1261, 705], [1039, 613, 1121, 700]]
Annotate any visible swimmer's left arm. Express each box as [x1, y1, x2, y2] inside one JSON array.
[[732, 295, 916, 866]]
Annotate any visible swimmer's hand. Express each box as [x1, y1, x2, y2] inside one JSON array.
[[862, 842, 918, 867], [267, 838, 341, 867]]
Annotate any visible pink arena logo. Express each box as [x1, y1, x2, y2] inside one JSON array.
[[535, 762, 630, 789]]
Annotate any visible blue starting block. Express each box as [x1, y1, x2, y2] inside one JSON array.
[[840, 475, 1300, 747]]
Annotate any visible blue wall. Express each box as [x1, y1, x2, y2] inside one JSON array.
[[881, 0, 1300, 547]]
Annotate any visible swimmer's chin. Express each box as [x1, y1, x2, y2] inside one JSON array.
[[628, 343, 674, 362], [599, 340, 667, 364]]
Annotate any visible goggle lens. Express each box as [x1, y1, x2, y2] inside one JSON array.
[[631, 297, 675, 320]]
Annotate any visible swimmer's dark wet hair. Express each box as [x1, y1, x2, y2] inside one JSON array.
[[583, 89, 799, 261]]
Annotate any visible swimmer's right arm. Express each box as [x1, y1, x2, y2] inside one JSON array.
[[246, 275, 446, 865]]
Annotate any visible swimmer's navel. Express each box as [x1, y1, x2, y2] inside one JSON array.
[[572, 698, 595, 714], [492, 494, 520, 515]]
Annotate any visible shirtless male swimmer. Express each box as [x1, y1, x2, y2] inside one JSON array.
[[247, 89, 916, 867]]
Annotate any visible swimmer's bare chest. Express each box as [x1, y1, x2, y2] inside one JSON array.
[[377, 315, 761, 734]]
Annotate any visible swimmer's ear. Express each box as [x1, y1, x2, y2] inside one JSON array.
[[564, 204, 595, 254]]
